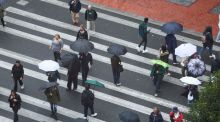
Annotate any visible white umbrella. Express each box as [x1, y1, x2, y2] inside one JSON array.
[[180, 76, 201, 85], [38, 60, 60, 71], [175, 43, 197, 57]]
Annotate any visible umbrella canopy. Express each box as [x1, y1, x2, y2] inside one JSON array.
[[119, 111, 140, 122], [73, 118, 88, 122], [60, 53, 78, 68], [70, 39, 94, 53], [187, 59, 206, 77], [107, 44, 127, 55], [85, 80, 105, 88], [38, 60, 60, 71], [161, 22, 183, 34], [151, 59, 170, 68], [175, 43, 197, 57], [180, 77, 201, 85]]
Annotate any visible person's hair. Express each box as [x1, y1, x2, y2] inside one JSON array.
[[85, 84, 90, 90], [15, 60, 20, 64], [55, 34, 61, 39], [80, 24, 86, 30], [154, 107, 160, 114], [203, 26, 212, 35], [144, 17, 148, 23], [11, 90, 16, 94]]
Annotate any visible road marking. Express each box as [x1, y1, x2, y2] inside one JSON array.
[[0, 101, 62, 122], [4, 16, 209, 82], [0, 48, 189, 113], [0, 116, 13, 122], [39, 0, 220, 51], [0, 60, 171, 121], [16, 0, 29, 6]]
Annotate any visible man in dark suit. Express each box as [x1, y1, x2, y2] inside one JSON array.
[[111, 55, 122, 86]]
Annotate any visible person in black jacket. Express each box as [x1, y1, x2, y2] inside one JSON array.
[[67, 56, 81, 91], [11, 61, 24, 91], [111, 55, 122, 86], [149, 107, 163, 122], [46, 70, 60, 83], [79, 53, 93, 86], [8, 90, 21, 122], [76, 24, 88, 40], [85, 5, 97, 39], [81, 85, 97, 119], [69, 0, 81, 25]]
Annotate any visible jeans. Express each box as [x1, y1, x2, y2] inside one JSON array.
[[199, 45, 213, 56], [50, 103, 57, 114], [13, 108, 19, 122], [113, 71, 120, 84], [169, 51, 177, 63], [13, 78, 23, 92], [138, 34, 147, 50], [153, 75, 164, 93], [216, 30, 220, 42], [53, 51, 61, 62], [84, 104, 94, 117], [1, 18, 5, 27]]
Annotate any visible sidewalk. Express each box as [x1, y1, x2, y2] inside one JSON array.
[[89, 0, 220, 36]]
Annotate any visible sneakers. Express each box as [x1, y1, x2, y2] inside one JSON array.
[[116, 83, 121, 86], [142, 49, 148, 53], [20, 85, 24, 90], [154, 93, 158, 97], [91, 113, 98, 117], [172, 62, 179, 65], [209, 54, 216, 59], [82, 117, 87, 119], [166, 72, 171, 76], [136, 46, 141, 52]]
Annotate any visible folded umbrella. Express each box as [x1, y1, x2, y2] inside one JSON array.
[[38, 60, 60, 71], [70, 39, 94, 53], [85, 80, 105, 88], [180, 77, 201, 85], [119, 111, 140, 122], [107, 44, 127, 55], [60, 53, 78, 68], [187, 59, 206, 77], [161, 22, 183, 34], [151, 59, 170, 68], [175, 43, 197, 57]]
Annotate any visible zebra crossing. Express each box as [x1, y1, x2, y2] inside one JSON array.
[[0, 0, 217, 121]]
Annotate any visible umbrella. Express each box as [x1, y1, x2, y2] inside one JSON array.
[[70, 39, 94, 53], [85, 80, 105, 88], [119, 111, 140, 122], [180, 77, 201, 85], [73, 118, 88, 122], [151, 59, 170, 68], [161, 22, 183, 34], [175, 43, 197, 57], [38, 60, 60, 71], [60, 53, 78, 68], [107, 44, 127, 55], [187, 59, 206, 77]]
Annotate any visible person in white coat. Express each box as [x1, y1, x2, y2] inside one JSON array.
[[216, 14, 220, 42]]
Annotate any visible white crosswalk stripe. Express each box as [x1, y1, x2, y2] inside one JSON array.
[[0, 116, 13, 122]]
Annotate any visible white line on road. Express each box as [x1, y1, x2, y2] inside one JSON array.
[[0, 116, 13, 122]]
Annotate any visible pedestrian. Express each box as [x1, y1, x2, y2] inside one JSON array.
[[85, 5, 97, 39], [66, 57, 80, 91], [11, 60, 24, 91], [199, 26, 214, 58], [8, 90, 21, 122], [181, 85, 198, 105], [81, 84, 97, 119], [69, 0, 81, 25], [216, 14, 220, 42], [46, 70, 60, 83], [79, 52, 93, 86], [159, 45, 170, 75], [150, 64, 166, 97], [137, 17, 150, 53], [165, 34, 178, 65], [149, 107, 163, 122], [111, 55, 122, 86], [76, 24, 88, 40], [44, 83, 60, 120], [169, 107, 184, 122], [180, 57, 188, 77], [49, 34, 64, 62], [0, 4, 5, 27]]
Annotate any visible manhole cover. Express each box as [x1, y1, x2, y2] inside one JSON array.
[[168, 0, 197, 6]]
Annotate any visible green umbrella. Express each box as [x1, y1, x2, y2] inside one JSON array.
[[151, 59, 170, 68], [85, 80, 105, 88]]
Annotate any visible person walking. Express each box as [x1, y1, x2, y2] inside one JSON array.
[[79, 53, 93, 86], [8, 90, 21, 122], [169, 107, 184, 122], [46, 70, 60, 83], [11, 61, 24, 91], [165, 34, 178, 65], [137, 17, 150, 53], [69, 0, 81, 25], [180, 57, 189, 77], [49, 34, 64, 62], [0, 4, 5, 27], [149, 107, 163, 122], [181, 85, 198, 105], [81, 85, 97, 119], [44, 84, 60, 120], [150, 64, 166, 97], [66, 57, 80, 91], [85, 5, 97, 39], [111, 55, 122, 86], [199, 26, 214, 58], [216, 14, 220, 42], [159, 45, 170, 75], [76, 24, 88, 40]]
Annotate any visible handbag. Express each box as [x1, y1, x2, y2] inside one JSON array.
[[118, 64, 123, 72]]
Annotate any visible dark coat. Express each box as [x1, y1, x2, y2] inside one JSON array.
[[160, 50, 169, 63], [211, 59, 220, 73], [79, 53, 93, 71], [81, 89, 94, 106], [165, 34, 177, 53], [181, 85, 199, 100], [139, 22, 148, 38], [8, 94, 21, 110], [69, 0, 81, 13], [76, 30, 88, 40], [68, 58, 81, 78], [150, 64, 166, 78], [44, 86, 60, 104], [85, 9, 97, 21], [47, 70, 60, 82], [11, 64, 24, 79], [0, 6, 4, 18], [111, 55, 121, 72], [149, 112, 163, 122], [203, 32, 213, 47]]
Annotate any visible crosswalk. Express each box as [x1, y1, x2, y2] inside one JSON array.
[[0, 0, 218, 121]]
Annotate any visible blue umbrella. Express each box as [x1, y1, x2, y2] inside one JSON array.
[[161, 22, 183, 34], [107, 44, 127, 55], [119, 111, 140, 122]]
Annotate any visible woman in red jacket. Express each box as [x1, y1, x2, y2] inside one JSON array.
[[169, 107, 184, 122]]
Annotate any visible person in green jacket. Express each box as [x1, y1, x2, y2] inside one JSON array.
[[150, 64, 166, 97], [44, 84, 60, 120], [0, 4, 5, 27]]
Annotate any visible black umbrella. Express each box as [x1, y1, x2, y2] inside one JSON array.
[[107, 44, 127, 55], [60, 53, 78, 68], [161, 22, 183, 34], [73, 118, 88, 122], [70, 39, 94, 53], [119, 111, 140, 122]]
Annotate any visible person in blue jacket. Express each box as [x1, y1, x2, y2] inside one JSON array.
[[165, 34, 178, 65]]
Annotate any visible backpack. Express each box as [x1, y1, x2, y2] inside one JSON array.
[[81, 90, 94, 105]]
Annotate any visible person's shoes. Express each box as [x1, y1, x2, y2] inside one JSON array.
[[136, 46, 141, 52], [154, 93, 158, 97], [82, 117, 87, 119], [142, 49, 148, 53], [166, 73, 171, 76], [209, 54, 216, 59], [116, 83, 121, 86], [73, 88, 77, 91], [20, 85, 24, 90], [91, 113, 97, 117], [173, 62, 179, 65]]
